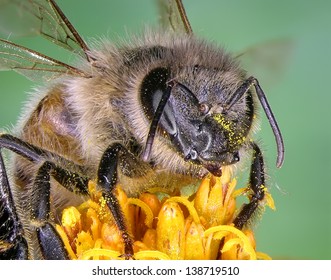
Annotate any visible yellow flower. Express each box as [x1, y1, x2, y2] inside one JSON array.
[[56, 169, 274, 260]]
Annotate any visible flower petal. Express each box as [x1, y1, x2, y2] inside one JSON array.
[[184, 220, 206, 259], [156, 201, 185, 259]]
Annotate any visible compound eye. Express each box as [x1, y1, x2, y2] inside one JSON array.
[[199, 103, 210, 115]]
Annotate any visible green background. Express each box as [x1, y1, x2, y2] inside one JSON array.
[[0, 0, 330, 259]]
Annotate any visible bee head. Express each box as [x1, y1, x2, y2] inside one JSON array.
[[140, 67, 251, 176]]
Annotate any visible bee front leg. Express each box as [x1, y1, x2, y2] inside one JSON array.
[[233, 142, 265, 229], [0, 152, 28, 259], [97, 143, 136, 259]]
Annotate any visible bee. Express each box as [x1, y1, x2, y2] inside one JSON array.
[[0, 0, 284, 259]]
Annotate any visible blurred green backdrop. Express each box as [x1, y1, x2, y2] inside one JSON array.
[[0, 0, 330, 259]]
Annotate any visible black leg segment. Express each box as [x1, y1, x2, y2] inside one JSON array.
[[33, 162, 69, 259], [31, 162, 68, 259], [0, 134, 91, 259], [97, 143, 136, 258], [29, 160, 92, 259], [0, 134, 138, 259], [0, 151, 28, 259], [233, 142, 265, 229]]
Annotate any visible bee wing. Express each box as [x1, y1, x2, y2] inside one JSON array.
[[157, 0, 193, 34], [0, 38, 87, 81], [236, 39, 295, 87], [0, 0, 90, 61]]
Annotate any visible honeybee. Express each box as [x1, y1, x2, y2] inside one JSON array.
[[0, 0, 284, 259]]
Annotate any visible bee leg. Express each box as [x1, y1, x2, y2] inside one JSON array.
[[233, 142, 265, 229], [0, 134, 90, 259], [31, 161, 91, 259], [97, 143, 134, 259], [27, 161, 93, 259], [0, 151, 28, 259], [0, 134, 134, 258]]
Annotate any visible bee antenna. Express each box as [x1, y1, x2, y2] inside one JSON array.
[[225, 77, 284, 168], [142, 82, 174, 162], [252, 78, 284, 168]]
